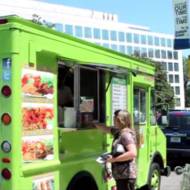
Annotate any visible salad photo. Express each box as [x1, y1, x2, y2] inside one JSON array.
[[22, 136, 54, 162], [22, 69, 54, 98]]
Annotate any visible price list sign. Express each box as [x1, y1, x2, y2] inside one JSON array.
[[111, 77, 127, 122]]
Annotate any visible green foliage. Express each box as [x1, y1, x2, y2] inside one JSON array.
[[154, 62, 174, 110], [183, 57, 190, 107], [131, 53, 174, 110]]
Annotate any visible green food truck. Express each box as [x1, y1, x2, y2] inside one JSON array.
[[0, 16, 169, 190]]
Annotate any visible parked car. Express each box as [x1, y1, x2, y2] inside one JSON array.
[[160, 110, 190, 160]]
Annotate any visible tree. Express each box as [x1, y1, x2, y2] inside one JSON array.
[[183, 56, 190, 107], [32, 14, 55, 29], [154, 62, 174, 110], [130, 53, 175, 110]]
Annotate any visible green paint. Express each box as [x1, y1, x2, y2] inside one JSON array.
[[0, 16, 167, 190]]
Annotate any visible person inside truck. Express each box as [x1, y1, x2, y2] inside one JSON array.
[[58, 70, 74, 125]]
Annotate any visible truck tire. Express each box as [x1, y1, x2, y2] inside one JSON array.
[[67, 173, 98, 190], [147, 163, 161, 190]]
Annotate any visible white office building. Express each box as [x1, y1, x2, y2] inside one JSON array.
[[0, 0, 185, 108]]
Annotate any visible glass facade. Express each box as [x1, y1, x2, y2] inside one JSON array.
[[55, 23, 63, 32], [134, 33, 139, 44], [148, 35, 153, 45], [61, 24, 183, 107], [75, 26, 83, 37], [141, 35, 146, 44], [168, 62, 173, 71], [155, 37, 160, 46], [126, 33, 132, 43], [118, 32, 125, 42], [174, 63, 179, 71], [84, 27, 92, 38], [102, 29, 109, 40], [65, 24, 73, 35], [127, 46, 133, 55], [93, 28, 101, 39], [110, 30, 117, 41], [0, 1, 184, 108]]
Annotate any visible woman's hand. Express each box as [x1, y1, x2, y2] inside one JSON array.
[[94, 124, 103, 129], [106, 155, 115, 163], [94, 123, 111, 134]]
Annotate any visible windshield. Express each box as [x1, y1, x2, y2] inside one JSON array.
[[168, 113, 190, 128]]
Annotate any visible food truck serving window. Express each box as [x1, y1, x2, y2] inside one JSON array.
[[58, 63, 105, 128], [80, 67, 98, 125]]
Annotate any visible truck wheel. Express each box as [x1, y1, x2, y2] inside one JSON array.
[[148, 163, 161, 190]]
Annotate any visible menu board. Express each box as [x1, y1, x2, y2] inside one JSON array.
[[21, 69, 55, 163], [32, 174, 54, 190], [111, 77, 127, 123]]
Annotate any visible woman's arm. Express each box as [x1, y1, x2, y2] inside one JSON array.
[[95, 124, 111, 134], [107, 143, 137, 163]]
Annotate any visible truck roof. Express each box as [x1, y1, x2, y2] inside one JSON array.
[[0, 15, 155, 77]]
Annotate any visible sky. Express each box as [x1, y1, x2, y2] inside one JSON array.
[[40, 0, 174, 34]]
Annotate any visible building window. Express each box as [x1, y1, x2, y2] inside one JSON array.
[[111, 44, 117, 51], [119, 45, 125, 53], [167, 51, 173, 59], [174, 62, 179, 71], [173, 51, 178, 60], [148, 35, 153, 45], [168, 62, 173, 71], [141, 35, 146, 44], [110, 30, 117, 41], [148, 48, 154, 58], [172, 86, 174, 94], [84, 27, 92, 38], [93, 28, 101, 39], [167, 39, 172, 47], [134, 47, 140, 56], [155, 37, 160, 46], [175, 86, 180, 95], [141, 48, 147, 58], [134, 33, 139, 44], [75, 26, 83, 38], [126, 33, 132, 43], [155, 49, 160, 58], [161, 62, 167, 70], [175, 74, 179, 83], [102, 29, 109, 40], [118, 32, 125, 42], [95, 42, 101, 46], [127, 46, 133, 55], [103, 43, 109, 48], [161, 50, 166, 59], [161, 38, 166, 46], [169, 74, 174, 83], [55, 23, 63, 32], [65, 24, 73, 35], [175, 98, 181, 107]]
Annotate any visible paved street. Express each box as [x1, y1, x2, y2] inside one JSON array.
[[161, 172, 183, 190]]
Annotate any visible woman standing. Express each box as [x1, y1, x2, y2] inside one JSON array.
[[95, 110, 137, 190]]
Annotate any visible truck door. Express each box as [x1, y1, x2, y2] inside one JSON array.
[[133, 87, 149, 185]]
